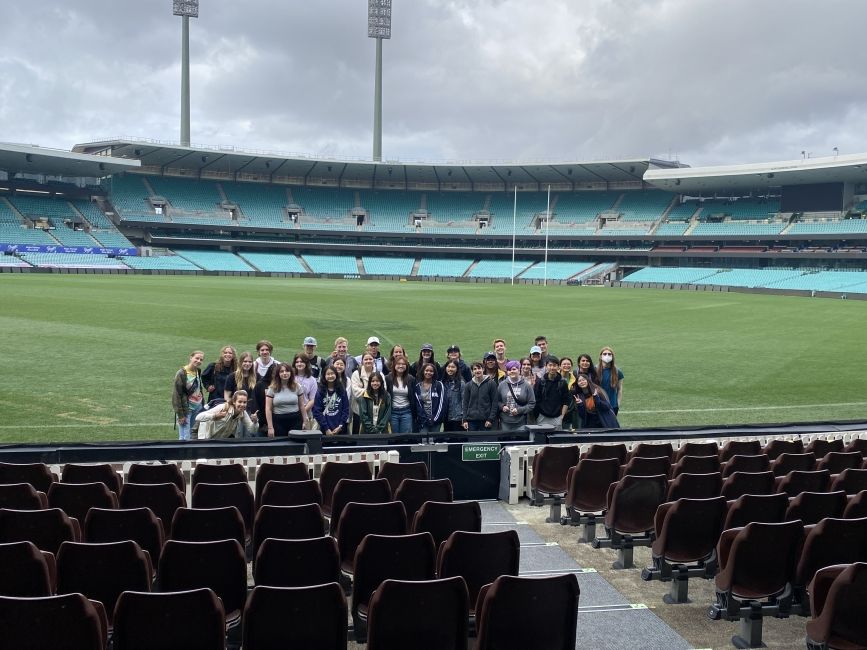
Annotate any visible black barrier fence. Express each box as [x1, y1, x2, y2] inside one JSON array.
[[1, 420, 864, 501]]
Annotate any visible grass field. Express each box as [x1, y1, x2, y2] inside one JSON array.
[[1, 273, 866, 443]]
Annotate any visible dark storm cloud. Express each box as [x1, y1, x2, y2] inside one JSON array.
[[1, 0, 866, 166]]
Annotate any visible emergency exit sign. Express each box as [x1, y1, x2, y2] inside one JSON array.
[[462, 443, 501, 461]]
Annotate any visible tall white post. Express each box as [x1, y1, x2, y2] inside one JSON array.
[[511, 185, 517, 286], [543, 185, 551, 286]]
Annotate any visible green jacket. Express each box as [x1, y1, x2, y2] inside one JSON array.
[[358, 390, 391, 434]]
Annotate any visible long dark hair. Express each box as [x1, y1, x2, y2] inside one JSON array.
[[442, 360, 462, 387], [319, 366, 346, 396], [574, 373, 609, 400], [366, 372, 387, 402], [269, 363, 298, 392]]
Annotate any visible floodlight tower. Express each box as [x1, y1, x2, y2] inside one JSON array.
[[173, 0, 199, 147], [368, 0, 392, 162]]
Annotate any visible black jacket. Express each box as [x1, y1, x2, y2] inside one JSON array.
[[534, 374, 570, 418]]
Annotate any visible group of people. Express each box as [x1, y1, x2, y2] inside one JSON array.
[[171, 335, 624, 440]]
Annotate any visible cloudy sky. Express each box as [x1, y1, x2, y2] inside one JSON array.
[[2, 0, 866, 167]]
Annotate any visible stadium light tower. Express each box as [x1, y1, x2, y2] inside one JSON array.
[[368, 0, 392, 162], [173, 0, 199, 147]]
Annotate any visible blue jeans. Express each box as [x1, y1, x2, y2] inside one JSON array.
[[390, 407, 413, 434], [178, 404, 203, 441], [466, 420, 491, 432]]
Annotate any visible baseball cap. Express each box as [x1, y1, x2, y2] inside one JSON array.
[[483, 351, 497, 361], [367, 336, 380, 345], [529, 345, 542, 355], [421, 343, 434, 351], [447, 345, 460, 353], [303, 336, 317, 346]]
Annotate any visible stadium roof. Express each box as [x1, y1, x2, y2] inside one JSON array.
[[0, 142, 139, 178], [644, 153, 867, 194], [72, 138, 683, 185]]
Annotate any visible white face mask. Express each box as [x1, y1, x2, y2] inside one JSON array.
[[601, 354, 613, 363]]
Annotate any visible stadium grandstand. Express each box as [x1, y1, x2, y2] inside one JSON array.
[[1, 141, 866, 296]]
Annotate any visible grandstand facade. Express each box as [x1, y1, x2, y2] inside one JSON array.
[[1, 141, 866, 296]]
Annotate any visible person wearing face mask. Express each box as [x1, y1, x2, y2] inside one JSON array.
[[497, 360, 536, 432], [173, 350, 205, 441], [597, 347, 624, 415], [462, 362, 499, 431], [572, 373, 620, 429]]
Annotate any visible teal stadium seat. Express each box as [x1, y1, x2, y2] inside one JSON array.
[[415, 258, 473, 278], [238, 252, 307, 273], [174, 249, 254, 271]]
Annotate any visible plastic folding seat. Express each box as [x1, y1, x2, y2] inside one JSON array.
[[366, 577, 468, 650], [393, 478, 453, 524], [0, 541, 53, 596], [776, 470, 831, 497], [411, 500, 482, 549], [170, 506, 245, 550], [671, 455, 721, 478], [112, 588, 225, 650], [0, 592, 106, 650], [530, 445, 580, 521], [771, 452, 817, 477], [794, 517, 867, 613], [252, 503, 326, 560], [319, 461, 372, 517], [708, 520, 805, 648], [721, 454, 771, 478], [723, 492, 789, 529], [830, 468, 867, 495], [157, 539, 246, 630], [328, 478, 392, 535], [0, 507, 80, 554], [351, 532, 437, 642], [720, 471, 776, 500], [119, 482, 186, 537], [785, 491, 847, 526], [475, 574, 580, 650], [818, 452, 863, 475], [580, 442, 627, 465], [253, 461, 309, 508], [763, 438, 804, 461], [377, 461, 429, 495], [242, 583, 347, 650], [0, 462, 56, 494], [253, 536, 340, 588], [845, 491, 867, 519], [805, 438, 844, 460], [805, 562, 867, 650], [127, 462, 185, 493], [627, 442, 674, 461], [0, 482, 48, 510], [719, 440, 762, 463], [259, 478, 323, 508], [844, 438, 867, 458], [48, 481, 118, 524], [561, 458, 620, 542], [56, 540, 151, 628], [666, 472, 723, 501], [84, 507, 164, 569], [436, 530, 520, 617], [192, 482, 254, 540], [335, 501, 407, 575], [592, 474, 668, 569], [191, 462, 246, 489], [642, 496, 727, 603], [675, 441, 719, 460], [61, 464, 122, 495], [619, 455, 671, 479]]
